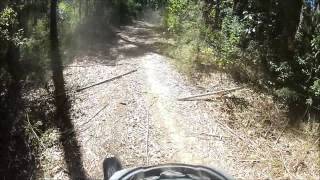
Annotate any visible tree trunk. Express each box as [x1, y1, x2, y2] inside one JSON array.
[[202, 0, 221, 30], [202, 0, 214, 28], [233, 0, 248, 18], [214, 0, 222, 30], [85, 0, 89, 16], [50, 1, 87, 179], [50, 0, 67, 119], [79, 0, 82, 21]]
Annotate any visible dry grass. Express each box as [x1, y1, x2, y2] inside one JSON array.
[[161, 30, 320, 178], [193, 73, 320, 179], [36, 129, 69, 179]]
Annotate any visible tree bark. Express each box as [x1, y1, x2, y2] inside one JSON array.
[[79, 0, 82, 21], [50, 0, 67, 119], [50, 0, 87, 179], [202, 0, 221, 30], [214, 0, 222, 30], [233, 0, 248, 18], [203, 0, 213, 26]]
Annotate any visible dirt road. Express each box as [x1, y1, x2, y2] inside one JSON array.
[[63, 21, 236, 178], [57, 21, 319, 179]]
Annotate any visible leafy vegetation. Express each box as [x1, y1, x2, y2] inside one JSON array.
[[164, 0, 320, 115]]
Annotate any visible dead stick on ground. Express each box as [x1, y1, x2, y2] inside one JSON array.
[[76, 69, 138, 92], [177, 87, 243, 101], [313, 137, 320, 146], [215, 120, 257, 148], [79, 102, 109, 130], [196, 132, 230, 138], [26, 113, 45, 149], [64, 64, 120, 68], [238, 159, 264, 162], [276, 120, 289, 143], [146, 108, 150, 165]]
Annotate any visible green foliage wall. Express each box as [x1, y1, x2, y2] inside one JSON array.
[[164, 0, 320, 112]]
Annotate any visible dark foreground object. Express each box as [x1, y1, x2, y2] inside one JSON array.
[[103, 157, 123, 180], [103, 157, 233, 180]]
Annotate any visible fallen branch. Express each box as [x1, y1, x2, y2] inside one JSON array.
[[76, 69, 137, 92], [177, 87, 243, 101]]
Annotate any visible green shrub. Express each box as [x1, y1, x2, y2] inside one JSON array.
[[163, 0, 320, 113]]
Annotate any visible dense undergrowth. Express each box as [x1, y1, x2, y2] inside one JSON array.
[[163, 0, 320, 121]]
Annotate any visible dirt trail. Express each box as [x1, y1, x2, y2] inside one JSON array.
[[60, 21, 319, 179], [63, 21, 234, 178]]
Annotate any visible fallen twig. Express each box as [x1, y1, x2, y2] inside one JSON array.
[[313, 137, 320, 146], [238, 159, 264, 162], [276, 120, 289, 143], [177, 87, 243, 101], [76, 69, 137, 92], [215, 120, 258, 148], [280, 151, 294, 179], [64, 64, 120, 68], [78, 102, 109, 130], [196, 132, 230, 139], [26, 113, 45, 149]]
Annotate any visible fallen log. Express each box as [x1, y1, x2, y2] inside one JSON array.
[[177, 86, 243, 101]]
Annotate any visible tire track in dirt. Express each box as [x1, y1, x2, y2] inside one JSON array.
[[142, 54, 207, 164]]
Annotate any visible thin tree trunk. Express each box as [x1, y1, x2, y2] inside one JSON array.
[[214, 0, 222, 30], [202, 0, 222, 30], [85, 0, 89, 16], [233, 0, 248, 18], [202, 0, 214, 29], [79, 0, 82, 21], [50, 0, 67, 116]]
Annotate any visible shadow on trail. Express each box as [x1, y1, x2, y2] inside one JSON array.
[[71, 21, 175, 67], [0, 42, 35, 179], [52, 48, 88, 180], [51, 66, 88, 179], [50, 0, 87, 178], [56, 108, 88, 180]]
